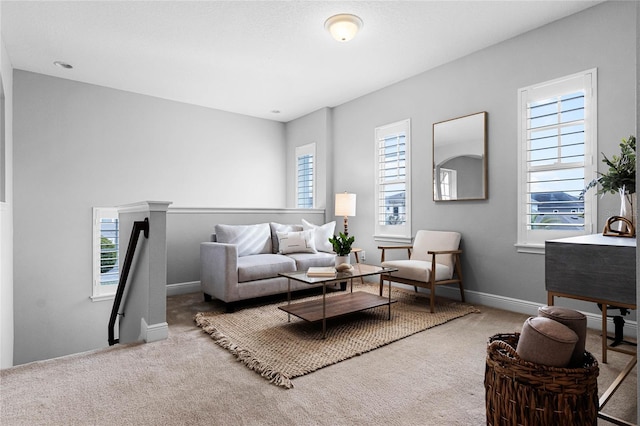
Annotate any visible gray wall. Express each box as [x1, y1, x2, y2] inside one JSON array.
[[0, 35, 14, 368], [166, 208, 327, 286], [9, 1, 638, 365], [285, 107, 333, 211], [326, 1, 637, 308], [13, 73, 287, 364]]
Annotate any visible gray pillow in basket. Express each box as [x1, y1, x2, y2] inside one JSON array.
[[538, 305, 587, 367], [516, 316, 578, 367]]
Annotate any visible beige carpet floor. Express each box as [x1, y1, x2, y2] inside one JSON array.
[[0, 284, 637, 425], [195, 283, 479, 388]]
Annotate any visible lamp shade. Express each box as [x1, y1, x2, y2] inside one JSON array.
[[324, 14, 363, 42], [335, 193, 356, 217]]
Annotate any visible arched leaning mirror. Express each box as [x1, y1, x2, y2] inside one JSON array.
[[433, 111, 487, 201]]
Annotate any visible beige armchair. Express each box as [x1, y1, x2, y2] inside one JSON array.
[[378, 230, 464, 313]]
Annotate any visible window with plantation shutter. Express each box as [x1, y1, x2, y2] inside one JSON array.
[[517, 69, 597, 253], [295, 143, 315, 208], [92, 207, 120, 300], [374, 119, 411, 242]]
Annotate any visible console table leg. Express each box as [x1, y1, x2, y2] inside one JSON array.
[[598, 355, 637, 426], [388, 273, 392, 320], [602, 304, 608, 363], [287, 278, 291, 323], [322, 284, 327, 339]]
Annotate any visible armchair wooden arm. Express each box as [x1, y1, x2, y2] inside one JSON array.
[[427, 249, 462, 255], [378, 245, 413, 263], [428, 249, 463, 269]]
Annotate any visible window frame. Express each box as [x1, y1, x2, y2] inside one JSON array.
[[374, 119, 412, 243], [92, 207, 120, 301], [516, 69, 598, 254], [436, 168, 458, 200], [295, 143, 316, 209]]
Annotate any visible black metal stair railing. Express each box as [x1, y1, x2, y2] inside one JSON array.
[[108, 218, 149, 346]]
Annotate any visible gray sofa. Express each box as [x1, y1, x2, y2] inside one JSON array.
[[200, 221, 337, 310]]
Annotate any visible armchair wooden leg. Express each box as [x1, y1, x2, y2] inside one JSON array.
[[455, 257, 465, 303], [414, 286, 418, 293], [429, 281, 436, 313], [379, 275, 384, 296]]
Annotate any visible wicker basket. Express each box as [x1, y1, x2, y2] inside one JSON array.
[[485, 333, 599, 426]]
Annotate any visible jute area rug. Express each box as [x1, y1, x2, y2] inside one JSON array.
[[194, 283, 479, 389]]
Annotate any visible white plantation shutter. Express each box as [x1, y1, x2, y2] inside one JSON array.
[[517, 70, 597, 251], [92, 207, 120, 300], [295, 143, 315, 208], [374, 119, 411, 241]]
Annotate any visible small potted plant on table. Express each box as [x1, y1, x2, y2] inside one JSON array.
[[328, 232, 355, 266]]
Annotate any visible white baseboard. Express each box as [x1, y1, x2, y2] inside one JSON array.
[[139, 318, 169, 343], [435, 285, 638, 338], [166, 281, 201, 296]]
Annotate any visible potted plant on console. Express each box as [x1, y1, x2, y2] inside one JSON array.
[[329, 232, 355, 266], [585, 135, 636, 232]]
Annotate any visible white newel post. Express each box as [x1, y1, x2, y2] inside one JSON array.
[[117, 201, 172, 344]]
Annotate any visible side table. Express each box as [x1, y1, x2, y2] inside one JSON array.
[[351, 248, 364, 284]]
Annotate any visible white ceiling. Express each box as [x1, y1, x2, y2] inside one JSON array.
[[1, 1, 603, 122]]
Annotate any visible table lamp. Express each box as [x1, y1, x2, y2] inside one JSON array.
[[335, 192, 356, 236]]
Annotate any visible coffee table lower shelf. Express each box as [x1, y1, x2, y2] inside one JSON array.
[[279, 291, 396, 324]]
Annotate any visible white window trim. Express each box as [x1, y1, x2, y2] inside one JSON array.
[[91, 207, 119, 301], [374, 119, 412, 243], [516, 69, 598, 254], [436, 168, 458, 200], [295, 143, 316, 209]]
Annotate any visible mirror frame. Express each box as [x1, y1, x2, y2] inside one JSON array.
[[432, 111, 487, 201]]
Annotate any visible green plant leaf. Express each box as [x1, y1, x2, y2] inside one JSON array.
[[585, 135, 635, 195], [328, 232, 355, 256]]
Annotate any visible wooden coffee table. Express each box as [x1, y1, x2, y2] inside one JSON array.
[[278, 264, 398, 339]]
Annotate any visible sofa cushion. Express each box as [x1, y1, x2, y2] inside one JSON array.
[[410, 230, 461, 271], [287, 252, 335, 270], [302, 219, 336, 253], [215, 223, 272, 257], [277, 230, 317, 254], [380, 259, 452, 282], [237, 254, 296, 283], [270, 222, 303, 254]]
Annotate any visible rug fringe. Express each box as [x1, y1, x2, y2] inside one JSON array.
[[194, 313, 293, 389]]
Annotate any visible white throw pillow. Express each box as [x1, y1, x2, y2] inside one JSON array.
[[215, 223, 272, 257], [276, 230, 317, 254], [269, 222, 303, 254], [302, 219, 336, 253]]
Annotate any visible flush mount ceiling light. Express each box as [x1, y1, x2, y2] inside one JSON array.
[[324, 14, 363, 42]]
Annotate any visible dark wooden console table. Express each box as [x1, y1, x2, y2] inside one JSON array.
[[545, 234, 636, 426]]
